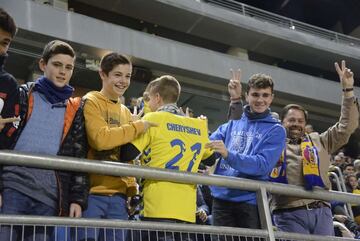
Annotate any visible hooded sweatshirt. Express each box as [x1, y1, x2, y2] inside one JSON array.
[[210, 105, 286, 204], [83, 91, 145, 196]]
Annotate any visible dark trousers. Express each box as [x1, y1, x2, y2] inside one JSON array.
[[212, 198, 260, 229], [130, 217, 194, 241], [212, 198, 261, 241]]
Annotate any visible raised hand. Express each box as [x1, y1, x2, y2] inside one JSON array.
[[131, 106, 144, 122], [335, 60, 354, 89], [228, 68, 242, 100]]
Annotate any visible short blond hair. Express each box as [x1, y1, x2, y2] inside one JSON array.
[[147, 75, 181, 104]]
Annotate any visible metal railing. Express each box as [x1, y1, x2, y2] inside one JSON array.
[[204, 0, 360, 47], [329, 166, 355, 219], [0, 151, 359, 241]]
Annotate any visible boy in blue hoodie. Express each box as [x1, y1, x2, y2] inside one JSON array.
[[206, 72, 286, 229]]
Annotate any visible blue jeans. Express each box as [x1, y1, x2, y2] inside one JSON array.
[[0, 188, 57, 241], [77, 194, 128, 241], [273, 206, 334, 235]]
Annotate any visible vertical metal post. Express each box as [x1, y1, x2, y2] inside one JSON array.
[[256, 187, 275, 241], [334, 166, 354, 219]]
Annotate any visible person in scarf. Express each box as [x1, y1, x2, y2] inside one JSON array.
[[206, 71, 286, 230], [269, 60, 359, 235], [228, 61, 359, 235], [120, 75, 216, 240], [0, 40, 89, 241]]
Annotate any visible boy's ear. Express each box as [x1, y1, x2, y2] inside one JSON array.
[[38, 58, 46, 72], [156, 93, 163, 105], [99, 70, 107, 80]]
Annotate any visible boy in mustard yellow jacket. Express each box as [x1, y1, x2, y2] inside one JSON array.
[[80, 52, 155, 241]]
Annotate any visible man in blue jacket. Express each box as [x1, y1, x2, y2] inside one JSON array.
[[206, 71, 286, 229]]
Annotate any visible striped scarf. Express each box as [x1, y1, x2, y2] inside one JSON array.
[[269, 135, 325, 190]]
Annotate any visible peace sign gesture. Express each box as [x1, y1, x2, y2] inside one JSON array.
[[334, 60, 354, 89], [228, 69, 242, 101]]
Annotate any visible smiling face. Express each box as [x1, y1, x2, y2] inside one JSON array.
[[282, 108, 306, 140], [245, 87, 273, 113], [100, 63, 132, 100], [39, 54, 75, 88]]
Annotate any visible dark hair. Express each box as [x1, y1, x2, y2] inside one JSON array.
[[0, 8, 17, 37], [344, 163, 354, 170], [147, 75, 181, 103], [246, 73, 274, 93], [41, 40, 75, 64], [280, 104, 308, 123], [100, 52, 132, 75]]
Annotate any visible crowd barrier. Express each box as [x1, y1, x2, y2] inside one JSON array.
[[0, 151, 359, 241]]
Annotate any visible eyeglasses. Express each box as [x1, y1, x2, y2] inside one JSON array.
[[250, 92, 272, 98]]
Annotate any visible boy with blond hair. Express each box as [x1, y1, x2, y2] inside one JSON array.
[[121, 75, 215, 236]]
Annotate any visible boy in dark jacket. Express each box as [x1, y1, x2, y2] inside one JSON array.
[[0, 40, 88, 241], [0, 8, 20, 149]]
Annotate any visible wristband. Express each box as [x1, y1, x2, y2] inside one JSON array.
[[342, 88, 354, 92]]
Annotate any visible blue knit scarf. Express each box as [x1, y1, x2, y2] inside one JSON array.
[[33, 76, 74, 104]]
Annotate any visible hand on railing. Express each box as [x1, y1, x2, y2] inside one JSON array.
[[69, 203, 82, 218]]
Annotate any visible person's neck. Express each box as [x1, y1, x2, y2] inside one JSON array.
[[157, 103, 182, 115], [0, 53, 7, 69], [244, 105, 270, 120], [100, 89, 119, 102]]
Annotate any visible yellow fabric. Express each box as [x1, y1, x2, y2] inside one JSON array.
[[301, 137, 320, 176], [131, 111, 213, 223], [143, 100, 151, 115], [270, 152, 285, 179], [84, 91, 144, 196], [351, 189, 360, 206]]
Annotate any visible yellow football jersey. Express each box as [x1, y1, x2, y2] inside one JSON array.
[[131, 111, 213, 223]]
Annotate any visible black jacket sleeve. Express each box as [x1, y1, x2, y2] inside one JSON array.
[[0, 73, 19, 150], [227, 101, 243, 121], [202, 153, 216, 166], [120, 143, 141, 162], [58, 99, 89, 211]]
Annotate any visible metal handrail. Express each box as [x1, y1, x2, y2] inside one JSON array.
[[329, 172, 353, 218], [205, 0, 360, 47], [0, 215, 355, 241], [1, 151, 360, 241], [0, 151, 359, 204], [332, 166, 355, 219]]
